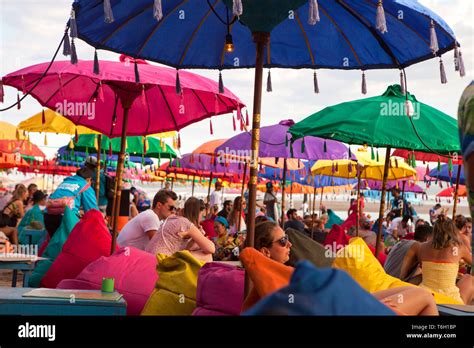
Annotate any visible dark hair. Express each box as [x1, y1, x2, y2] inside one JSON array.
[[286, 208, 297, 219], [432, 215, 462, 249], [32, 191, 47, 204], [76, 167, 94, 180], [152, 189, 178, 208], [391, 188, 400, 194], [228, 196, 244, 227], [183, 197, 205, 226], [27, 183, 38, 192], [223, 200, 232, 208], [454, 215, 468, 230], [246, 221, 279, 250], [255, 215, 269, 224], [414, 224, 433, 242]]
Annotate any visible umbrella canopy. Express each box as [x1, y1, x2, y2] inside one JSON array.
[[0, 121, 26, 140], [392, 149, 461, 164], [70, 0, 457, 70], [0, 153, 29, 170], [429, 164, 465, 185], [57, 146, 153, 166], [71, 134, 177, 159], [216, 119, 352, 161], [2, 60, 245, 137], [0, 139, 45, 158], [289, 85, 459, 154], [355, 179, 424, 193], [18, 109, 98, 135], [437, 186, 467, 198]]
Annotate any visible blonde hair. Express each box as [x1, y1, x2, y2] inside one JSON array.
[[432, 215, 462, 249]]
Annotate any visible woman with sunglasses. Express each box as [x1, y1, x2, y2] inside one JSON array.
[[146, 197, 215, 262], [250, 221, 438, 315]]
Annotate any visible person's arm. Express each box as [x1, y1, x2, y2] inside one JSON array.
[[16, 200, 25, 218], [460, 243, 472, 265], [81, 187, 99, 212], [181, 225, 216, 254], [146, 229, 157, 240], [400, 243, 420, 280]]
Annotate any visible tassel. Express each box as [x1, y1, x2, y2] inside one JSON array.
[[210, 118, 213, 135], [290, 142, 294, 158], [323, 141, 327, 153], [239, 114, 244, 131], [85, 146, 89, 157], [425, 164, 429, 176], [245, 110, 249, 126], [143, 137, 147, 155], [437, 158, 441, 171], [0, 79, 4, 103], [175, 70, 182, 95], [70, 39, 78, 65], [458, 50, 466, 77], [335, 162, 339, 172], [371, 146, 375, 160], [94, 136, 98, 150], [429, 20, 439, 55], [454, 46, 459, 72], [17, 92, 21, 110], [16, 129, 20, 141], [348, 162, 353, 174], [439, 58, 447, 84], [93, 50, 100, 75], [233, 0, 243, 17], [42, 109, 46, 125], [266, 70, 272, 92], [69, 139, 74, 149], [301, 138, 305, 153], [308, 0, 320, 25], [361, 72, 367, 94], [376, 150, 379, 162], [313, 71, 319, 93], [448, 157, 453, 172], [134, 61, 140, 83], [400, 71, 406, 95], [218, 71, 224, 94], [177, 133, 181, 149], [104, 0, 114, 23], [376, 0, 388, 34], [348, 146, 352, 158], [69, 9, 78, 38], [153, 0, 163, 21], [109, 142, 113, 157], [232, 113, 236, 131], [74, 129, 78, 143], [141, 85, 146, 105], [44, 134, 48, 146], [395, 158, 398, 168], [285, 134, 289, 147], [63, 31, 71, 56]]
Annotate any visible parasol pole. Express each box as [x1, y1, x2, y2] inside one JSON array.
[[356, 167, 361, 237], [244, 31, 269, 297], [452, 164, 462, 219], [375, 146, 392, 257], [280, 158, 287, 228], [110, 103, 131, 255], [311, 185, 317, 239], [191, 174, 196, 196], [207, 172, 213, 203], [238, 161, 248, 232], [95, 134, 102, 204]]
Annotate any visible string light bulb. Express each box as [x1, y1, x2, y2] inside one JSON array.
[[225, 34, 234, 53]]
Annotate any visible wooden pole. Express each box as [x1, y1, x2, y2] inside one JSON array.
[[238, 161, 248, 232], [375, 146, 392, 257], [207, 172, 213, 203], [95, 134, 102, 204], [452, 164, 462, 219], [244, 32, 269, 297], [110, 105, 130, 255], [280, 158, 287, 228]]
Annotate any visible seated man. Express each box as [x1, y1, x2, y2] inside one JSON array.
[[384, 224, 433, 284], [348, 217, 377, 248], [283, 209, 305, 234], [117, 190, 177, 250]]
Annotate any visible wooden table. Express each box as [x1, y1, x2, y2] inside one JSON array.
[[0, 258, 41, 287], [0, 287, 127, 316]]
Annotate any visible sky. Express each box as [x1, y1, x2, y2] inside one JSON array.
[[0, 0, 472, 160]]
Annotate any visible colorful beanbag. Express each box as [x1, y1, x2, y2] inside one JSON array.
[[28, 207, 79, 287], [332, 237, 463, 305], [57, 247, 158, 315], [286, 228, 334, 268], [239, 247, 293, 311], [192, 262, 244, 316], [141, 251, 205, 315], [41, 209, 115, 288], [323, 224, 350, 251], [244, 261, 395, 315]]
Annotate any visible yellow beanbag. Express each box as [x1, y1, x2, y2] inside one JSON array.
[[332, 238, 463, 305], [141, 251, 206, 315]]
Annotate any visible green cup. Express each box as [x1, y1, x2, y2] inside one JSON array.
[[101, 277, 115, 293]]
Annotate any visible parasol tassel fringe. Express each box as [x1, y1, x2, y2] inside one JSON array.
[[175, 70, 182, 95], [104, 0, 114, 23], [266, 70, 272, 92], [70, 39, 78, 65], [458, 50, 466, 77], [245, 109, 249, 126], [240, 115, 244, 131], [301, 138, 305, 153], [63, 32, 71, 56], [361, 71, 367, 94], [454, 46, 459, 71], [17, 92, 21, 110], [430, 20, 439, 55], [42, 109, 46, 125], [69, 10, 78, 38], [348, 146, 352, 158], [400, 71, 406, 95], [75, 129, 78, 143], [439, 58, 447, 84], [218, 71, 224, 94], [323, 141, 327, 153], [153, 0, 163, 21], [0, 79, 4, 103], [210, 118, 214, 135], [134, 61, 140, 83], [308, 0, 320, 25], [232, 113, 236, 131], [376, 0, 388, 34], [141, 85, 146, 105], [44, 134, 48, 146], [93, 50, 100, 75], [233, 0, 243, 17], [313, 71, 319, 93]]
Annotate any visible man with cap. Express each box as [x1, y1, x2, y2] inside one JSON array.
[[209, 181, 223, 211]]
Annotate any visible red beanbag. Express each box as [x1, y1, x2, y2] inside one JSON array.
[[57, 247, 158, 315], [41, 209, 116, 288]]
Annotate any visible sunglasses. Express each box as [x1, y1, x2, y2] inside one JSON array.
[[168, 205, 176, 212], [272, 235, 289, 247]]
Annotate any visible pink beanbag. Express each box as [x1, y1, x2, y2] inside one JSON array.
[[57, 247, 158, 315], [192, 262, 244, 316], [41, 209, 115, 288]]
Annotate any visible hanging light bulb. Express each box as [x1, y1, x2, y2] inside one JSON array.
[[225, 33, 234, 53]]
